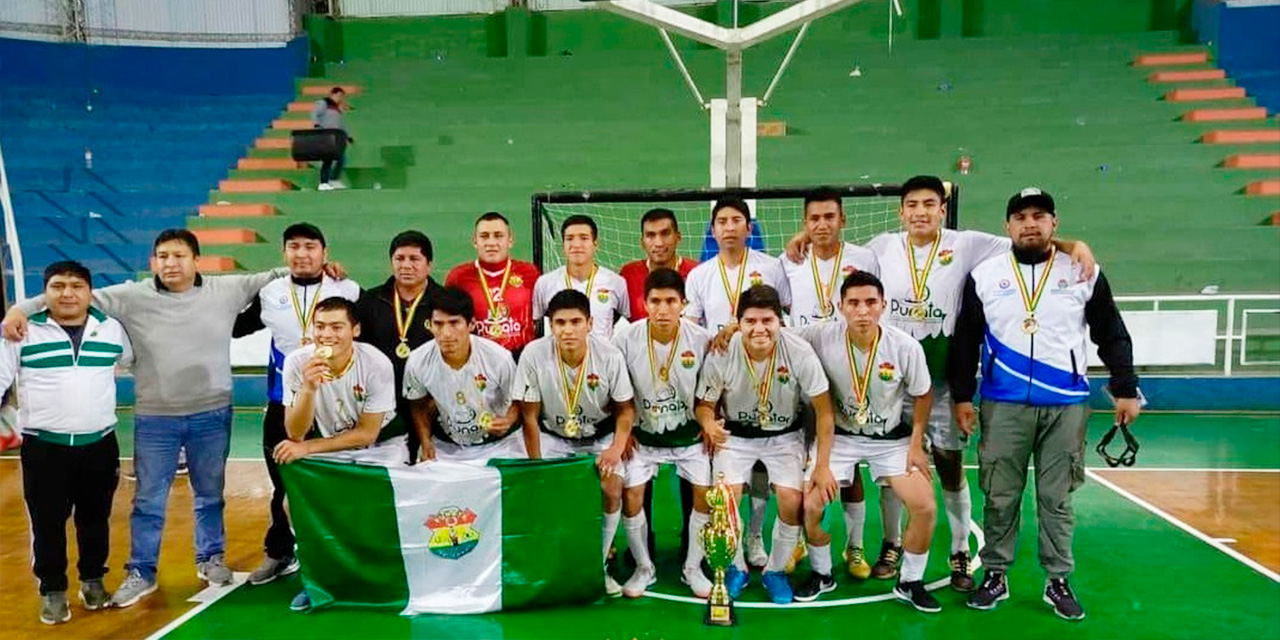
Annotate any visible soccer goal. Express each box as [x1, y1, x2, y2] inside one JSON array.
[[531, 183, 960, 272]]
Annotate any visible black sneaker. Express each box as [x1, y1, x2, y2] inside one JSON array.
[[967, 570, 1009, 610], [1043, 578, 1085, 620], [870, 541, 902, 580], [949, 551, 976, 592], [893, 579, 941, 613], [793, 572, 837, 602]]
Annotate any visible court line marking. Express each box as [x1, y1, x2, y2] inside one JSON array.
[[1086, 469, 1280, 584], [640, 520, 985, 609], [143, 573, 248, 640]]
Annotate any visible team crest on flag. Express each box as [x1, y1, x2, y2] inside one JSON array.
[[878, 362, 895, 381], [586, 373, 600, 390], [474, 373, 488, 392], [680, 350, 696, 368], [425, 507, 480, 560], [749, 271, 764, 287], [939, 249, 954, 266], [776, 365, 790, 385], [596, 288, 610, 303], [509, 275, 524, 288]]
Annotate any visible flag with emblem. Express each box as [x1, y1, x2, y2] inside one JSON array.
[[280, 456, 602, 615]]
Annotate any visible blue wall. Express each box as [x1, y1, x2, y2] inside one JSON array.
[[1193, 0, 1280, 113]]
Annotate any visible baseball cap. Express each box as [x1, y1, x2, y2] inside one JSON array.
[[1006, 187, 1056, 218]]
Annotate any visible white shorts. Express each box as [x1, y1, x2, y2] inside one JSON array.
[[624, 443, 711, 488], [806, 435, 909, 485], [902, 384, 963, 451], [539, 432, 624, 478], [312, 434, 410, 467], [434, 435, 526, 466], [712, 431, 805, 491]]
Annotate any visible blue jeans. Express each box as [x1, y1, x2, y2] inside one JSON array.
[[127, 406, 232, 581]]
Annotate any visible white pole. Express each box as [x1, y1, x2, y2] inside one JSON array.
[[658, 29, 708, 108], [0, 137, 26, 301], [760, 22, 811, 106], [725, 48, 743, 188]]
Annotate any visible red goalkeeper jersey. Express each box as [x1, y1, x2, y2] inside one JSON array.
[[446, 259, 541, 354], [619, 257, 699, 321]]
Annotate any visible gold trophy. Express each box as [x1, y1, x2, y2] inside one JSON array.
[[701, 472, 739, 626]]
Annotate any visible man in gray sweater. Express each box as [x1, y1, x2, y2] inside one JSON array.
[[311, 87, 351, 192], [3, 229, 295, 608]]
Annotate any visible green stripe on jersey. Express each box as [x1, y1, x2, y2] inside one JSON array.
[[76, 356, 120, 367], [20, 341, 71, 357], [80, 341, 124, 355], [21, 355, 75, 368]]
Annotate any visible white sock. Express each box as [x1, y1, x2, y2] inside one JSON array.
[[943, 487, 972, 555], [880, 489, 903, 545], [749, 469, 769, 538], [624, 513, 654, 571], [842, 500, 866, 549], [765, 519, 801, 573], [732, 510, 748, 571], [901, 550, 929, 583], [602, 510, 622, 563], [809, 542, 833, 576], [685, 511, 709, 571]]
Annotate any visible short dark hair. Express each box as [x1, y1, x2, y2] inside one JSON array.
[[736, 284, 783, 320], [804, 188, 844, 212], [388, 230, 433, 261], [839, 270, 884, 299], [43, 260, 92, 287], [640, 208, 679, 232], [330, 87, 345, 95], [283, 222, 326, 247], [711, 196, 751, 222], [560, 214, 598, 240], [430, 286, 475, 323], [314, 296, 359, 324], [546, 289, 591, 320], [900, 175, 947, 203], [153, 229, 200, 256], [475, 211, 510, 228], [644, 268, 685, 300]]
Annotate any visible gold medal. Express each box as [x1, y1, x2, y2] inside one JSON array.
[[757, 402, 770, 428], [488, 323, 505, 339], [563, 416, 581, 438], [855, 406, 870, 426], [478, 411, 495, 430], [475, 261, 514, 338], [315, 345, 333, 360], [742, 342, 777, 432], [395, 341, 411, 359], [904, 233, 941, 321], [845, 328, 882, 431], [1009, 248, 1057, 338], [557, 343, 590, 439], [393, 289, 426, 357], [809, 243, 844, 319], [290, 280, 324, 346], [1022, 317, 1040, 335]]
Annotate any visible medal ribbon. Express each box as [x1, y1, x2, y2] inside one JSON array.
[[393, 288, 426, 347], [330, 349, 358, 380], [845, 327, 882, 412], [557, 344, 590, 422], [717, 253, 750, 317], [565, 263, 598, 299], [474, 259, 512, 320], [740, 341, 777, 415], [647, 323, 682, 383], [1009, 247, 1057, 320], [809, 243, 845, 316], [904, 232, 941, 305], [290, 281, 324, 340]]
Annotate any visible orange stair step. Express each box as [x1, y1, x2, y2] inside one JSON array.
[[1182, 107, 1268, 122], [1135, 52, 1210, 66], [287, 100, 317, 112], [196, 256, 238, 272], [1149, 69, 1227, 82], [1223, 154, 1280, 169], [238, 157, 304, 170], [1267, 211, 1280, 226], [1201, 129, 1280, 144], [199, 203, 279, 217], [301, 84, 361, 96], [1166, 86, 1247, 102], [218, 178, 294, 193], [1245, 180, 1280, 196], [192, 228, 260, 245], [255, 137, 292, 150], [271, 118, 312, 130]]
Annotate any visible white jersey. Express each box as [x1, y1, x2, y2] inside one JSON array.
[[532, 265, 629, 339], [283, 342, 397, 439], [782, 242, 880, 327], [793, 322, 931, 439], [696, 331, 827, 435], [612, 319, 712, 448], [402, 335, 517, 446], [257, 275, 361, 404], [684, 250, 792, 331], [516, 334, 634, 440]]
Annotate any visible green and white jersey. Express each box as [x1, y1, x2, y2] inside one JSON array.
[[403, 335, 516, 446], [781, 242, 880, 327], [532, 265, 629, 339], [684, 250, 791, 331], [793, 322, 931, 440], [515, 334, 634, 440], [284, 342, 397, 439], [696, 331, 827, 436], [612, 319, 712, 448]]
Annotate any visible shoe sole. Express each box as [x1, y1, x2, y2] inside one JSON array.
[[967, 590, 1010, 611], [197, 570, 234, 587], [1043, 595, 1086, 620], [622, 577, 657, 599], [40, 611, 71, 625], [871, 567, 899, 580], [112, 582, 159, 609], [950, 575, 977, 593], [248, 561, 300, 586], [80, 595, 110, 611], [792, 582, 837, 603], [893, 588, 942, 614], [679, 573, 712, 599]]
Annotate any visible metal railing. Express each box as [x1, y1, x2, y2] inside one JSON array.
[[1114, 294, 1280, 376]]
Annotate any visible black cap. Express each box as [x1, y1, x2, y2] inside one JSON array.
[[283, 222, 326, 247], [1006, 187, 1056, 218]]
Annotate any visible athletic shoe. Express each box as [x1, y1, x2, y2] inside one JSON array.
[[622, 565, 656, 599], [949, 551, 976, 592], [1043, 578, 1086, 620], [724, 565, 749, 599], [39, 592, 70, 624], [196, 554, 233, 586], [746, 534, 769, 569], [844, 545, 871, 580], [681, 565, 712, 598], [793, 572, 836, 602], [894, 579, 942, 613], [761, 571, 794, 604], [604, 573, 623, 598], [784, 538, 808, 574], [110, 570, 158, 608], [249, 555, 300, 586], [328, 181, 348, 190], [967, 570, 1009, 611], [317, 183, 334, 192], [870, 541, 902, 580], [290, 590, 312, 612], [79, 579, 111, 610]]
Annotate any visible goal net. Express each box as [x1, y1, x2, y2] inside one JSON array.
[[531, 184, 960, 272]]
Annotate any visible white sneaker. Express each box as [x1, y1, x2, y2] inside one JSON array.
[[604, 573, 623, 598], [317, 183, 334, 191], [622, 565, 656, 599], [328, 181, 348, 190], [746, 534, 769, 568], [681, 565, 713, 598]]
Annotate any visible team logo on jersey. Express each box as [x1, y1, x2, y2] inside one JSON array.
[[680, 350, 696, 369], [586, 372, 600, 390], [776, 365, 791, 385], [938, 249, 954, 266], [509, 275, 524, 288], [596, 288, 610, 303], [999, 279, 1011, 289], [474, 373, 488, 392], [749, 271, 764, 287], [878, 363, 895, 381], [1057, 278, 1069, 289], [353, 384, 366, 402], [425, 507, 480, 560], [842, 265, 856, 275]]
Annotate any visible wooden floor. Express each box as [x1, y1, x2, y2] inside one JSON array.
[[1, 459, 271, 640]]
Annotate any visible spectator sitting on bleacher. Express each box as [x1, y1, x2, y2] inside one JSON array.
[[312, 87, 352, 192]]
